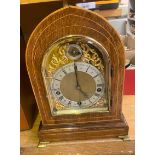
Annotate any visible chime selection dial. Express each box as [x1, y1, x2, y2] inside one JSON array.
[[51, 62, 105, 108]]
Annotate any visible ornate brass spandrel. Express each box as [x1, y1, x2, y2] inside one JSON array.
[[46, 43, 72, 75], [50, 98, 65, 111], [90, 97, 106, 108], [55, 102, 65, 110], [80, 43, 104, 72], [45, 41, 105, 76]]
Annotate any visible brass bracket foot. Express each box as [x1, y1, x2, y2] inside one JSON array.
[[38, 141, 50, 148], [118, 135, 130, 141]]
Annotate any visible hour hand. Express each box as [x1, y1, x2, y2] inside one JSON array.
[[79, 89, 89, 99]]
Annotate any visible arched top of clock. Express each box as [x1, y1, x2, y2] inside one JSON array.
[[26, 6, 125, 124]]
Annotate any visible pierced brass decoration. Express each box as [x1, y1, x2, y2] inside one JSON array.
[[55, 102, 65, 110], [46, 41, 104, 76], [90, 97, 107, 109], [80, 43, 104, 71], [47, 43, 72, 74]]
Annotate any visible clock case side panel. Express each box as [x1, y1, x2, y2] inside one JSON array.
[[26, 6, 126, 126]]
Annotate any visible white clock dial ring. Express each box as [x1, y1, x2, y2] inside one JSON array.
[[51, 62, 105, 108]]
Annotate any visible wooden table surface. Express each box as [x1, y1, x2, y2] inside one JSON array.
[[20, 95, 135, 155]]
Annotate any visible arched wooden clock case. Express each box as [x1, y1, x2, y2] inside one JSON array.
[[26, 6, 128, 142]]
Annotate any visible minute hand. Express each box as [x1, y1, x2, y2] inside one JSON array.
[[74, 63, 80, 88]]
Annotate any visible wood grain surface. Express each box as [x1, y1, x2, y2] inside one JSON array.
[[20, 95, 135, 155]]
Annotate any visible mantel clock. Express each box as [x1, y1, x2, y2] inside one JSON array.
[[26, 6, 128, 143]]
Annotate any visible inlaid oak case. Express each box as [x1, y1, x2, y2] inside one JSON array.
[[26, 6, 128, 142]]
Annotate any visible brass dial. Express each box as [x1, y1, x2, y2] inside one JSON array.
[[42, 35, 110, 115]]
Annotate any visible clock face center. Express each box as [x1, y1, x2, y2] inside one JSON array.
[[60, 71, 96, 102]]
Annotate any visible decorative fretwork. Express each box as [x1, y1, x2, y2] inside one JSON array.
[[80, 43, 104, 71]]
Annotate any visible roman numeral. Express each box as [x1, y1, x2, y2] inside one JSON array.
[[54, 78, 61, 81], [93, 73, 100, 78], [77, 101, 82, 106], [62, 69, 67, 74], [95, 93, 100, 97], [86, 65, 90, 72], [59, 96, 63, 100], [97, 84, 103, 87]]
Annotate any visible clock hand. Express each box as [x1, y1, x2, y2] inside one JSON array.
[[74, 62, 80, 89], [74, 62, 89, 99], [78, 89, 89, 99]]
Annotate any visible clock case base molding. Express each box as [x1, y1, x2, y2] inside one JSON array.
[[38, 114, 128, 142]]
